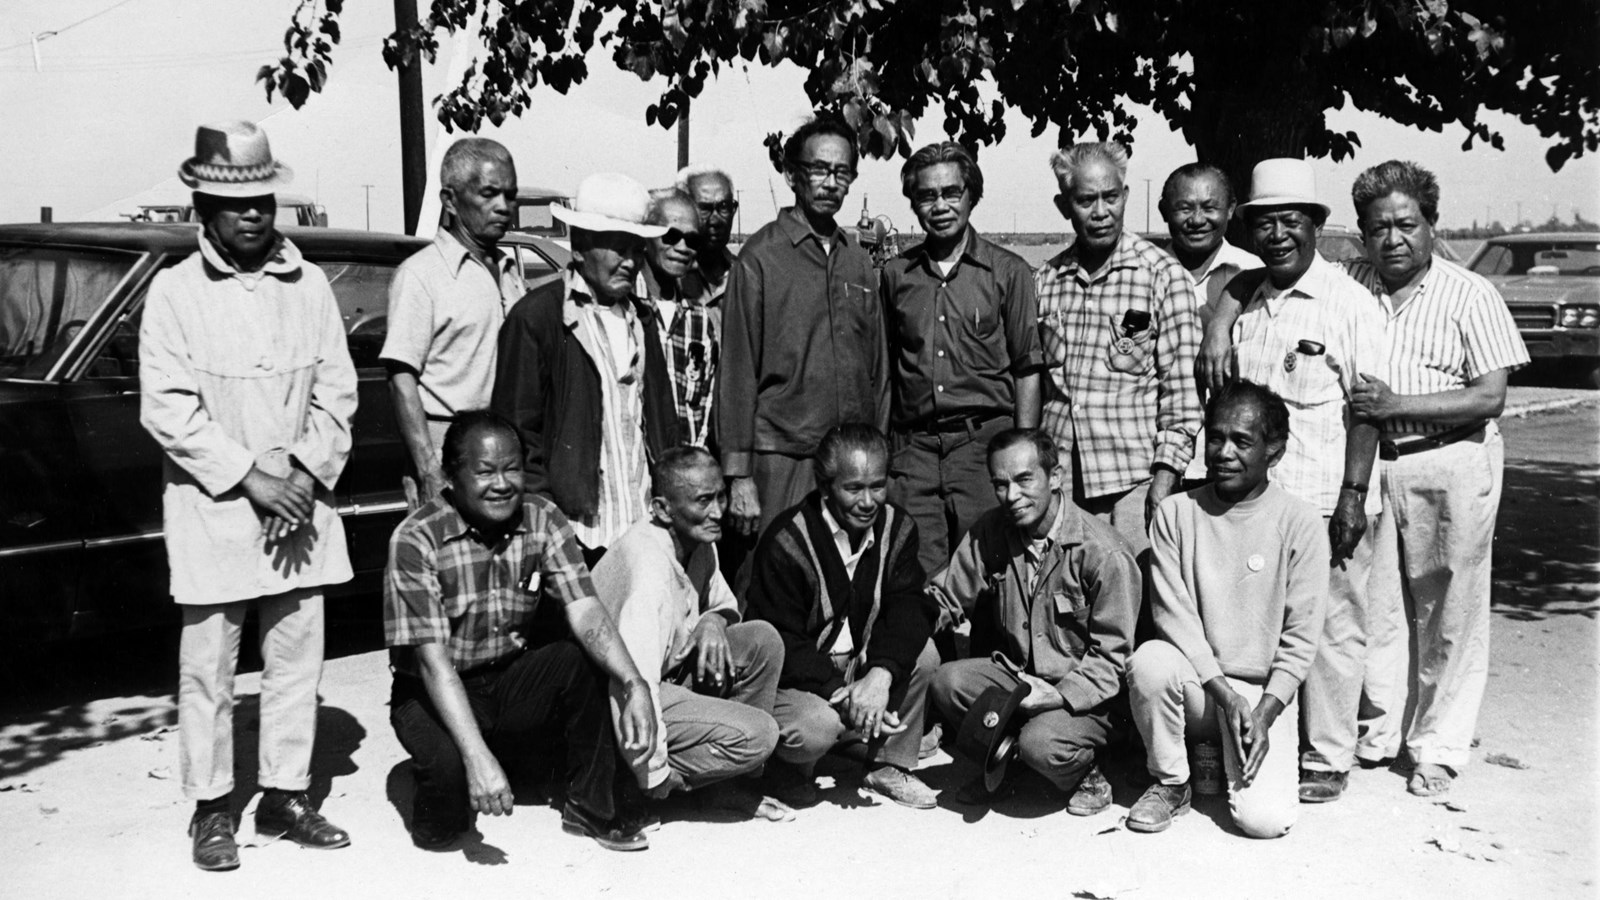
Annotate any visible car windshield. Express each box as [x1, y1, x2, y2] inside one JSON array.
[[0, 244, 140, 379], [1471, 240, 1600, 277]]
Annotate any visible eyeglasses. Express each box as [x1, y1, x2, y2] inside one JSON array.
[[794, 161, 857, 185], [661, 228, 708, 251], [911, 185, 968, 208], [696, 200, 739, 219]]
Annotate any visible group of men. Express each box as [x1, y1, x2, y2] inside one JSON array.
[[141, 115, 1526, 871]]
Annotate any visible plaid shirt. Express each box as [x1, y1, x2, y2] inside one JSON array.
[[641, 267, 720, 448], [384, 494, 597, 675], [1035, 231, 1202, 498]]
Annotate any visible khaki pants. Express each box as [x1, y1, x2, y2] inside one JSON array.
[[773, 640, 940, 772], [1300, 514, 1378, 774], [1128, 640, 1299, 839], [655, 621, 783, 790], [179, 588, 324, 800]]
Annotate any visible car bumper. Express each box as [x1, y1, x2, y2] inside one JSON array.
[[1520, 329, 1600, 361]]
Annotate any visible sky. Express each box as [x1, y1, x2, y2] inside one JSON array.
[[2, 0, 1596, 236]]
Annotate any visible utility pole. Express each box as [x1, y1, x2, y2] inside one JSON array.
[[362, 184, 375, 231], [736, 189, 744, 237], [1144, 179, 1152, 232], [394, 0, 426, 235], [1516, 201, 1523, 229], [677, 105, 690, 171]]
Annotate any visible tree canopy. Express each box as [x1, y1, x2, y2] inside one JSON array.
[[262, 0, 1598, 193]]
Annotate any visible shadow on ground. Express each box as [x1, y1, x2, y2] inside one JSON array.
[[1493, 458, 1600, 621]]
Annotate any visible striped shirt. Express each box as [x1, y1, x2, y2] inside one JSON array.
[[567, 277, 652, 550], [1036, 231, 1203, 498], [1232, 254, 1386, 516], [383, 495, 596, 675], [1344, 258, 1529, 439]]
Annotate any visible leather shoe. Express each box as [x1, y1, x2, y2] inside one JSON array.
[[1127, 782, 1191, 833], [1298, 769, 1348, 804], [189, 810, 240, 872], [254, 791, 351, 849], [561, 803, 649, 852], [1066, 765, 1112, 817], [862, 766, 937, 810]]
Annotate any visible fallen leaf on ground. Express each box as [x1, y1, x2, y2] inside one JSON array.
[[147, 767, 171, 780], [0, 783, 37, 793], [1484, 753, 1530, 769], [1431, 837, 1462, 853], [39, 807, 58, 816], [1435, 799, 1469, 812]]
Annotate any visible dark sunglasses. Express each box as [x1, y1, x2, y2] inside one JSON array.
[[661, 228, 708, 251]]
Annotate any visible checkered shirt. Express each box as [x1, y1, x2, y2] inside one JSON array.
[[1344, 258, 1529, 440], [1232, 254, 1386, 516], [664, 301, 720, 448], [384, 494, 597, 674], [1035, 231, 1203, 498]]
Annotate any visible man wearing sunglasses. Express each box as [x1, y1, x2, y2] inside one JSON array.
[[718, 116, 889, 544], [881, 141, 1044, 591], [675, 164, 740, 329], [640, 191, 720, 449]]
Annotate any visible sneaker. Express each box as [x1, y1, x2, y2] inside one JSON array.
[[560, 803, 649, 851], [1066, 765, 1112, 817], [1298, 769, 1348, 803], [862, 766, 938, 810], [1126, 782, 1191, 834]]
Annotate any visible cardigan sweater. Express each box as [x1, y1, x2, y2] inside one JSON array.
[[745, 492, 933, 698]]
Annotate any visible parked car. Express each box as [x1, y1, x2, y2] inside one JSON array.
[[120, 192, 330, 227], [1467, 232, 1600, 381], [0, 222, 429, 642], [1138, 225, 1461, 264]]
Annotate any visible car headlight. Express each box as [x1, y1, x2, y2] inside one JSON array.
[[1559, 305, 1600, 328]]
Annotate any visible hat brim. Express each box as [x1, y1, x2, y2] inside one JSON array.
[[552, 204, 666, 238], [1238, 196, 1330, 219], [178, 160, 294, 198], [954, 682, 1031, 794]]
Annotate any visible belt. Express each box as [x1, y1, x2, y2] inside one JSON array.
[[915, 410, 1006, 435], [1380, 420, 1488, 461]]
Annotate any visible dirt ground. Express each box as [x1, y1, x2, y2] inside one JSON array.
[[1, 395, 1594, 900]]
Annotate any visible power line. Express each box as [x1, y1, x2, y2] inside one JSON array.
[[0, 0, 146, 52]]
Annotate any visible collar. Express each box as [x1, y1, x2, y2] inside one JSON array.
[[1191, 241, 1258, 284], [1047, 229, 1139, 279], [1015, 492, 1082, 556], [432, 495, 531, 545], [906, 226, 995, 276], [433, 228, 511, 280], [198, 231, 302, 278], [776, 205, 844, 248], [562, 267, 643, 327], [1254, 252, 1338, 306], [819, 501, 876, 554], [637, 264, 682, 304]]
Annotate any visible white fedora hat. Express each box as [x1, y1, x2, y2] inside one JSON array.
[[1238, 158, 1330, 219], [551, 173, 667, 238], [178, 120, 293, 197]]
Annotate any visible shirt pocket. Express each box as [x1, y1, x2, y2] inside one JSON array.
[[1104, 318, 1156, 377]]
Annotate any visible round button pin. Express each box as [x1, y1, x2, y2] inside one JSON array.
[[982, 711, 1000, 728], [1248, 554, 1265, 572]]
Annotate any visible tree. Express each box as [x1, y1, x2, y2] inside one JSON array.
[[261, 0, 1598, 194]]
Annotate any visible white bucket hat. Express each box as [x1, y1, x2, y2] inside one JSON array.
[[551, 173, 667, 238], [178, 121, 293, 197], [1238, 158, 1330, 220]]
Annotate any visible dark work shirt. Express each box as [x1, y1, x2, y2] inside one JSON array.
[[880, 228, 1044, 428], [716, 206, 887, 474]]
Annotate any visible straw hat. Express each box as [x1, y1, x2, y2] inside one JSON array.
[[178, 121, 293, 197], [552, 173, 667, 238], [1238, 158, 1330, 220]]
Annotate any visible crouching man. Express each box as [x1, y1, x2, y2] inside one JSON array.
[[928, 428, 1140, 815], [384, 411, 658, 852], [1126, 382, 1328, 836], [745, 424, 941, 810], [591, 447, 792, 820]]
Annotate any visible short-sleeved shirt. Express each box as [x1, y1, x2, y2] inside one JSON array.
[[1345, 258, 1529, 439], [380, 230, 526, 451], [1036, 230, 1203, 498], [383, 494, 596, 675], [880, 228, 1043, 427], [1232, 254, 1386, 516]]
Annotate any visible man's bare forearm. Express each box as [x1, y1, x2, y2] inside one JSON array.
[[1013, 371, 1041, 429], [388, 368, 440, 477], [567, 596, 648, 686]]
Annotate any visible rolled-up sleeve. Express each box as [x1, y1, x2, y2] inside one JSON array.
[[1151, 266, 1202, 474]]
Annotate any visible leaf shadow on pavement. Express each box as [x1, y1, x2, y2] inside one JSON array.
[[0, 694, 176, 783], [231, 694, 365, 818], [1491, 459, 1599, 622]]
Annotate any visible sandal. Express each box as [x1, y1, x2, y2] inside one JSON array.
[[1408, 763, 1455, 797]]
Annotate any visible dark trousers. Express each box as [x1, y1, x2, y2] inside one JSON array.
[[890, 414, 1013, 580], [390, 640, 622, 834]]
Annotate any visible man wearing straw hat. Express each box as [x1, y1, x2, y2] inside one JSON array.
[[382, 138, 524, 509], [492, 173, 679, 564], [1202, 158, 1387, 804], [140, 120, 357, 871]]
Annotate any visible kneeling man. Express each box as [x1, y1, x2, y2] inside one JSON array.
[[1126, 382, 1328, 836], [384, 411, 658, 852], [929, 428, 1139, 815], [745, 424, 941, 809], [591, 447, 790, 819]]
